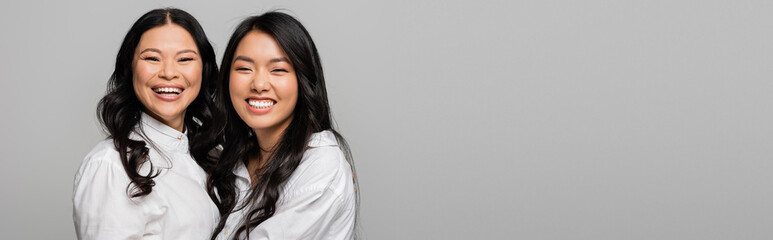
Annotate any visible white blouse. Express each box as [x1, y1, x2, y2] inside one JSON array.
[[216, 130, 356, 240], [73, 113, 219, 240]]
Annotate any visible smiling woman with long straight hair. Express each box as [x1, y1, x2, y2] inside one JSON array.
[[207, 11, 359, 240], [72, 8, 221, 239]]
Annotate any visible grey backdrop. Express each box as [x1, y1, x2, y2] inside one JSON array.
[[1, 0, 772, 239]]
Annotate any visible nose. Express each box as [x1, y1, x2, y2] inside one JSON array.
[[251, 71, 271, 93], [158, 60, 179, 80]]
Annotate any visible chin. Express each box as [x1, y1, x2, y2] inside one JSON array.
[[246, 123, 271, 131], [245, 121, 279, 132]]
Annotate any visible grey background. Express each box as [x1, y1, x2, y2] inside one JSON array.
[[1, 0, 771, 239]]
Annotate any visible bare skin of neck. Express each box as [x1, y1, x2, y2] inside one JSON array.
[[246, 118, 292, 186], [246, 149, 270, 187]]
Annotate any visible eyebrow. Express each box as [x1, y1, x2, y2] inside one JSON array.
[[139, 48, 199, 55], [268, 57, 291, 64], [233, 56, 291, 65], [234, 56, 254, 63], [177, 49, 199, 55], [139, 48, 162, 54]]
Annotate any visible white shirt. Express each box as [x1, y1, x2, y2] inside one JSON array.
[[216, 130, 356, 240], [73, 113, 219, 240]]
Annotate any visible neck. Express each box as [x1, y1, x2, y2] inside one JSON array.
[[253, 115, 293, 155], [247, 115, 293, 182], [145, 111, 185, 132], [253, 126, 284, 158], [247, 125, 284, 184], [248, 121, 290, 184]]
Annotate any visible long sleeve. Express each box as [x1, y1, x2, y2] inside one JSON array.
[[72, 145, 157, 240], [74, 117, 219, 240], [244, 147, 356, 240]]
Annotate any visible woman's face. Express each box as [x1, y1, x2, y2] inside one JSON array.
[[132, 23, 202, 130], [229, 30, 298, 134]]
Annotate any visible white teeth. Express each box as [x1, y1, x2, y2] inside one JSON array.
[[248, 100, 275, 109], [153, 87, 183, 94]]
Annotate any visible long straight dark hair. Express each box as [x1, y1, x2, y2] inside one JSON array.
[[207, 11, 358, 239], [97, 8, 221, 198]]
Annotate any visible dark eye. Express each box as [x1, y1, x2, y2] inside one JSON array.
[[143, 57, 160, 62], [235, 67, 251, 72], [179, 57, 194, 62], [272, 68, 288, 73]]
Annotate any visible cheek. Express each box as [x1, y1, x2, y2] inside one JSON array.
[[133, 62, 155, 85], [229, 74, 253, 93], [181, 64, 203, 87], [228, 77, 240, 95], [229, 76, 248, 102], [282, 77, 299, 102]]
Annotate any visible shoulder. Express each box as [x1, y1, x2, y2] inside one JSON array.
[[303, 130, 347, 169], [284, 132, 353, 196], [302, 131, 351, 184], [301, 145, 349, 181], [81, 139, 123, 165], [74, 139, 125, 182]]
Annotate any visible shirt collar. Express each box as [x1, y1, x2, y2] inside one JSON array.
[[136, 112, 189, 152], [234, 161, 251, 184], [232, 130, 339, 185], [307, 130, 338, 148]]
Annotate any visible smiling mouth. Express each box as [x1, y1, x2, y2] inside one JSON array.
[[153, 87, 183, 96], [247, 99, 275, 109]]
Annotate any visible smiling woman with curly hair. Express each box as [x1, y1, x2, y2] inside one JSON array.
[[73, 8, 222, 239]]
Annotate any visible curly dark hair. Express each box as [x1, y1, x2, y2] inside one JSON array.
[[97, 8, 221, 198]]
